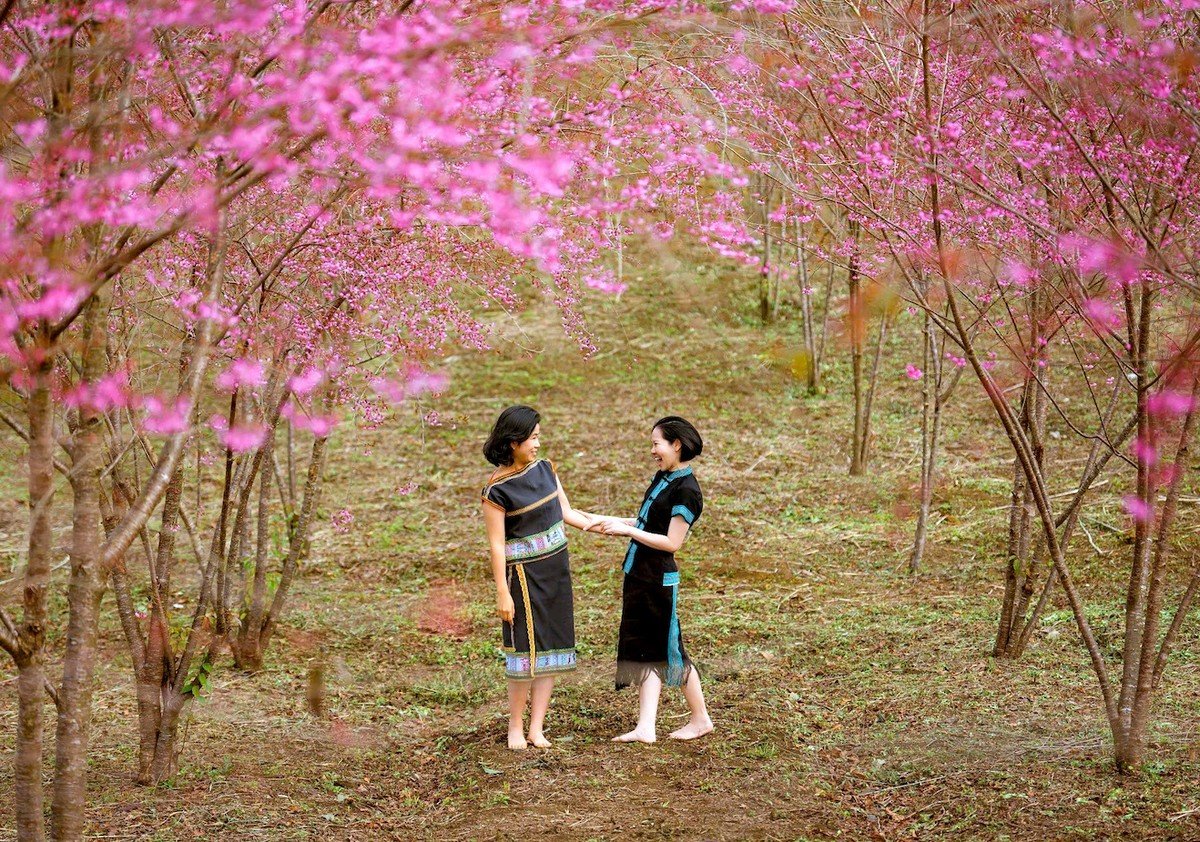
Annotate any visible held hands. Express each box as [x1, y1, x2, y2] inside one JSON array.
[[578, 514, 601, 533], [599, 519, 635, 537], [584, 515, 635, 537]]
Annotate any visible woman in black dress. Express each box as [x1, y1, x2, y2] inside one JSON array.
[[482, 405, 595, 750], [595, 416, 713, 743]]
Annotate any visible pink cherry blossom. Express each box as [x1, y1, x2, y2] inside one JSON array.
[[142, 395, 192, 435], [288, 367, 324, 396], [216, 358, 266, 392], [1131, 437, 1158, 467], [331, 508, 354, 534], [407, 368, 449, 396], [1122, 495, 1153, 524], [1146, 390, 1197, 417], [218, 423, 269, 453]]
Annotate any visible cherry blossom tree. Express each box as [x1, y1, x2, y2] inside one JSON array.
[[713, 0, 1199, 772], [0, 0, 749, 836]]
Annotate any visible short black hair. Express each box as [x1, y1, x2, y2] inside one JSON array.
[[484, 405, 540, 466], [653, 416, 703, 462]]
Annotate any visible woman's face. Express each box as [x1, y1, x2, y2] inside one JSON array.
[[651, 427, 682, 471], [510, 423, 541, 465]]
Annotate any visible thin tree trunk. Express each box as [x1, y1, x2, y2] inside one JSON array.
[[1115, 287, 1155, 772], [847, 220, 864, 475], [796, 222, 820, 394], [235, 438, 276, 672], [769, 232, 782, 321], [124, 210, 228, 787], [286, 418, 296, 505], [13, 351, 54, 842], [1009, 389, 1135, 656], [857, 310, 889, 469], [817, 252, 834, 378], [51, 292, 110, 841], [909, 309, 950, 573], [214, 391, 240, 637], [993, 278, 1054, 658], [994, 368, 1045, 656], [759, 179, 772, 325], [1127, 379, 1199, 766], [260, 428, 330, 651], [13, 18, 74, 838]]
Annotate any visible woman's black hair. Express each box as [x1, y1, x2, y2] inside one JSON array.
[[484, 405, 541, 466], [652, 415, 703, 462]]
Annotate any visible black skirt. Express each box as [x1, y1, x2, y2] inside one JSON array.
[[503, 546, 576, 680], [615, 570, 693, 690]]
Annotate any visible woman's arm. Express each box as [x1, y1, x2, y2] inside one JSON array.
[[601, 515, 691, 554], [556, 478, 597, 531], [483, 502, 515, 622], [574, 511, 634, 528]]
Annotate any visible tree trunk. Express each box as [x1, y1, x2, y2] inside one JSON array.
[[13, 18, 73, 838], [12, 351, 54, 842], [847, 220, 864, 475], [856, 310, 889, 470], [259, 428, 330, 652], [1115, 287, 1155, 772], [148, 689, 188, 784], [134, 457, 184, 785], [234, 438, 275, 672], [51, 293, 109, 841], [796, 222, 820, 394], [909, 309, 950, 573], [993, 287, 1049, 658], [1126, 382, 1198, 770], [759, 178, 772, 325], [1004, 389, 1135, 658]]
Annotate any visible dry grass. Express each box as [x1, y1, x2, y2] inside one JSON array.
[[1, 246, 1199, 840]]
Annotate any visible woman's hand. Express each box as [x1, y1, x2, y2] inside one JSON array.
[[600, 520, 635, 537], [496, 589, 515, 623], [581, 514, 610, 532]]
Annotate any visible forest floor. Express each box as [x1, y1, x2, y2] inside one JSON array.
[[2, 244, 1200, 840]]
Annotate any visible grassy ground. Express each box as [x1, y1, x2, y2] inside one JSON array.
[[2, 245, 1200, 840]]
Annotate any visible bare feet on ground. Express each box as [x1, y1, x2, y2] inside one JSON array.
[[528, 732, 552, 748], [612, 728, 656, 744], [668, 717, 713, 741], [508, 729, 528, 750]]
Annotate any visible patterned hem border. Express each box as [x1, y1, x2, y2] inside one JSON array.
[[505, 648, 577, 679], [505, 664, 578, 680]]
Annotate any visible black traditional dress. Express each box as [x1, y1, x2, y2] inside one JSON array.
[[483, 459, 576, 680], [616, 465, 703, 689]]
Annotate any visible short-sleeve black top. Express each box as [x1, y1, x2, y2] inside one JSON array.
[[622, 466, 703, 582], [482, 460, 565, 559]]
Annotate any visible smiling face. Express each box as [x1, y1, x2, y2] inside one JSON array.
[[510, 423, 541, 466], [651, 426, 682, 472]]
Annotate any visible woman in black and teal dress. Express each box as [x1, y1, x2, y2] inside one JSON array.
[[594, 416, 714, 743], [482, 405, 595, 750]]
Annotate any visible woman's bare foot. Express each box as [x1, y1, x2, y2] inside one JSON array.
[[508, 729, 528, 750], [612, 728, 656, 744], [668, 717, 713, 741], [527, 732, 552, 748]]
